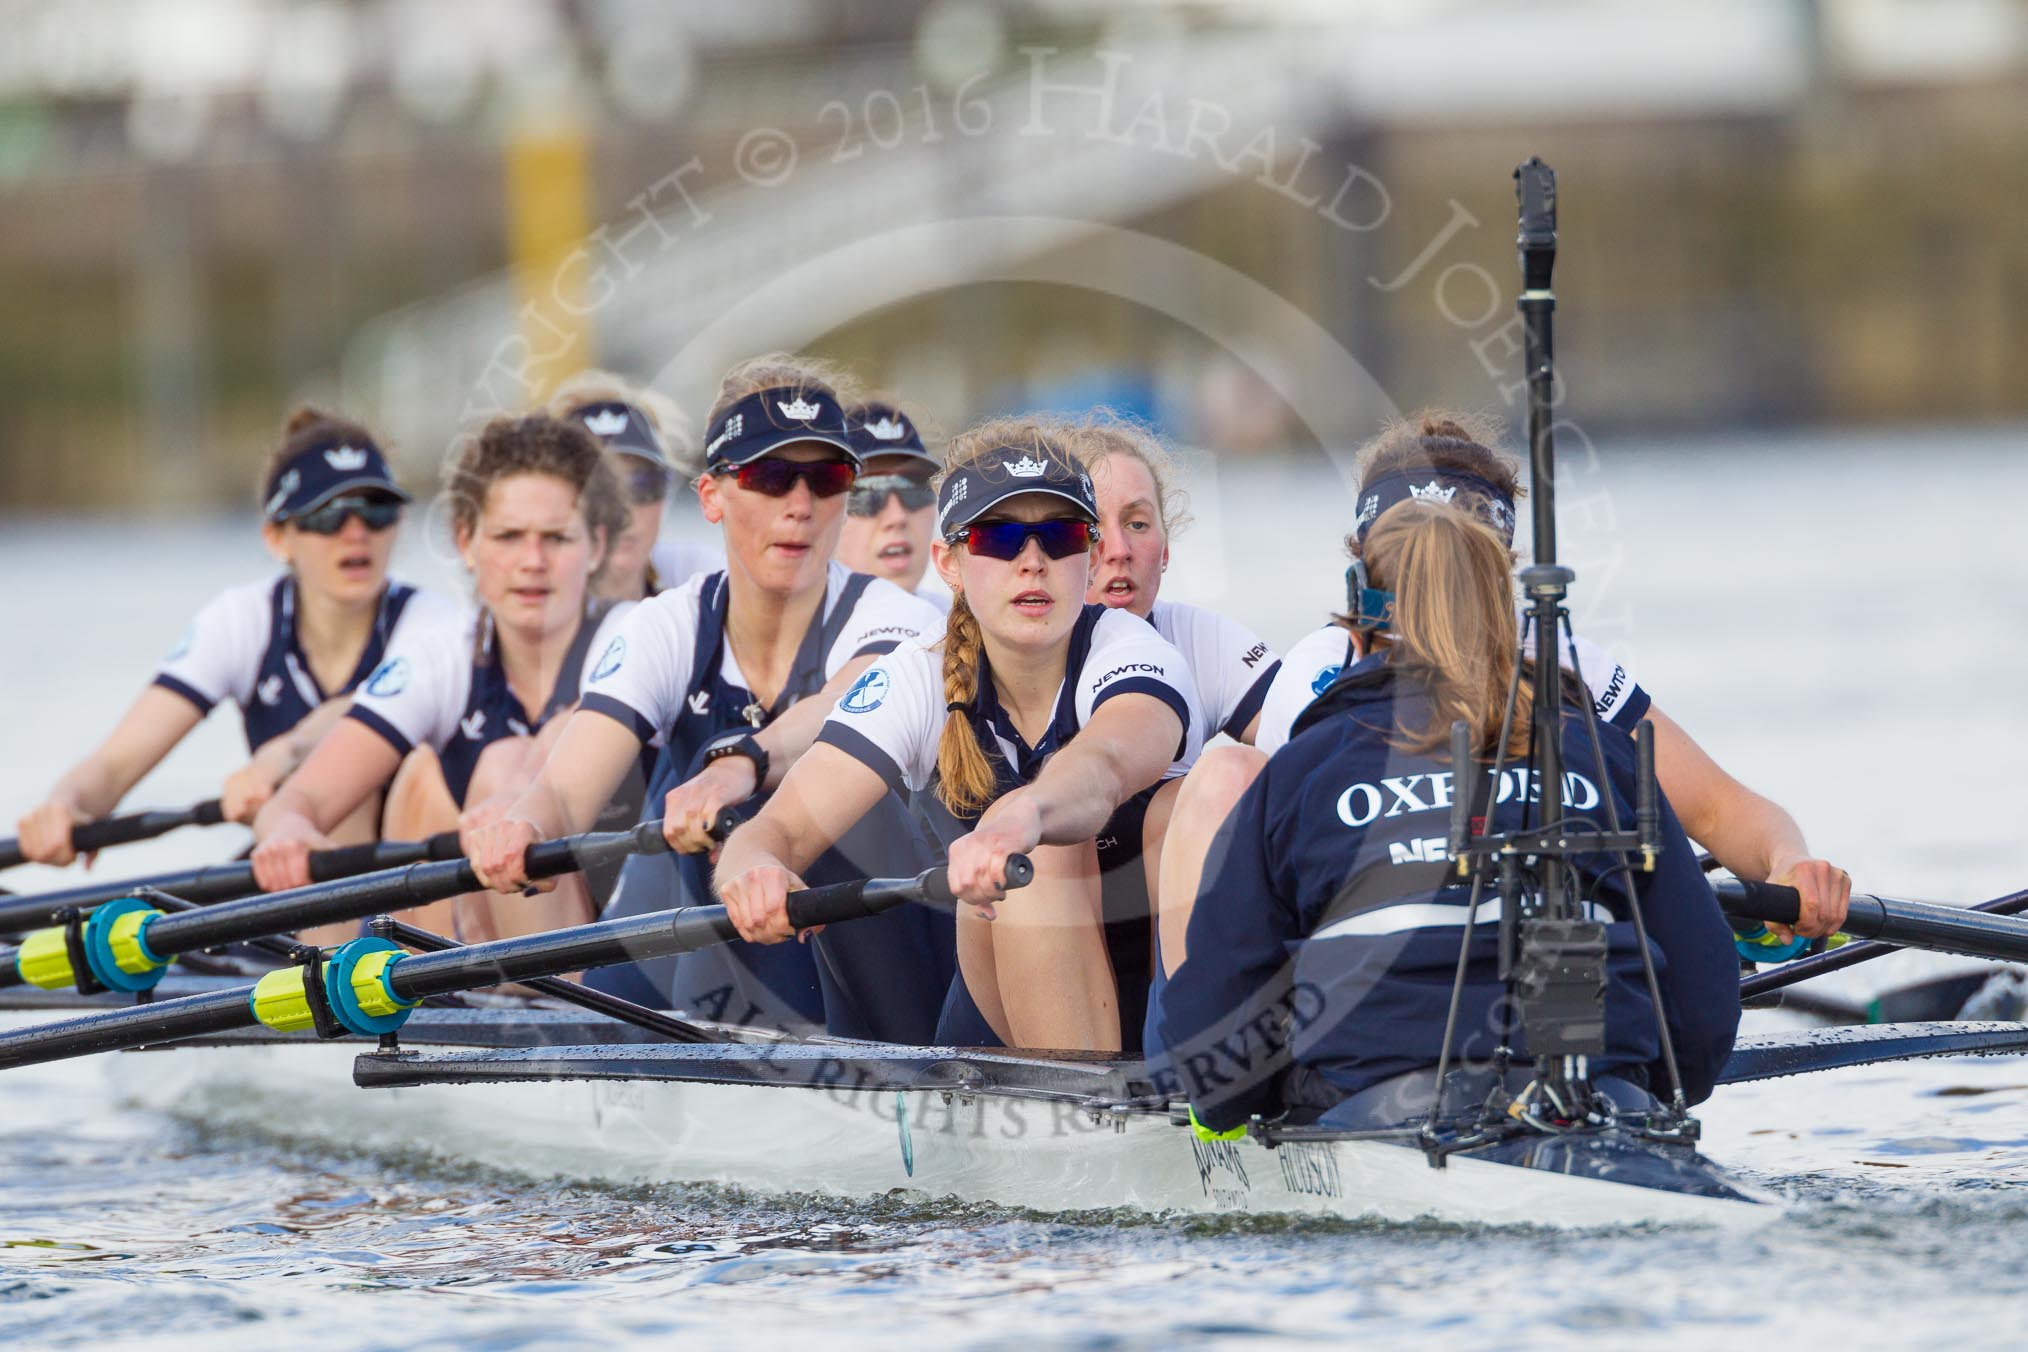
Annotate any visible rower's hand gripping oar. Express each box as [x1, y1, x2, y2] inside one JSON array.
[[0, 855, 1031, 1071], [0, 823, 657, 997], [1718, 880, 2028, 968], [0, 800, 228, 873]]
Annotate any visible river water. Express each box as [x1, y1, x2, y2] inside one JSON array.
[[3, 425, 2026, 1349]]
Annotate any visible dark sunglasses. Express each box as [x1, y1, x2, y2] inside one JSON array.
[[956, 518, 1097, 561], [722, 458, 857, 499], [847, 473, 936, 517], [290, 495, 402, 535], [625, 462, 672, 504]]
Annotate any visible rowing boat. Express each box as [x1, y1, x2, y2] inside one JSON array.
[[14, 979, 2028, 1229], [0, 979, 1768, 1228]]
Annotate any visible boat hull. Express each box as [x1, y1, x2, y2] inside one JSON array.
[[109, 1030, 1771, 1230]]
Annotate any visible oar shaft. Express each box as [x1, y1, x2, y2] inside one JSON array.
[[143, 823, 664, 955], [0, 835, 459, 934], [384, 862, 983, 1003], [0, 988, 251, 1069], [1739, 887, 2028, 1000], [0, 801, 227, 871], [1718, 882, 2028, 968], [0, 856, 1011, 1071]]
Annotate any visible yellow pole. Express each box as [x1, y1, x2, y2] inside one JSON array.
[[503, 115, 594, 402]]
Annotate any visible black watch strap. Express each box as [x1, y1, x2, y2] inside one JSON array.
[[701, 730, 769, 785]]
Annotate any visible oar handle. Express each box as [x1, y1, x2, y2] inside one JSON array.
[[0, 800, 228, 871], [1719, 882, 2028, 968], [783, 854, 1033, 930], [72, 799, 226, 852], [306, 832, 463, 884], [1714, 879, 1801, 928]]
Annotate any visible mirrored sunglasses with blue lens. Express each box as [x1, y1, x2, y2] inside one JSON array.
[[846, 473, 936, 517], [954, 518, 1097, 561], [721, 457, 857, 499], [290, 495, 403, 535]]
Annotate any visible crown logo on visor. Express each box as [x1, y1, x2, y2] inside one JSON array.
[[1409, 480, 1457, 504], [1005, 455, 1048, 479], [865, 416, 908, 440], [324, 446, 369, 472], [583, 408, 630, 437], [777, 396, 822, 421]]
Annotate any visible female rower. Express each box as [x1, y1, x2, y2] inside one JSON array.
[[467, 356, 951, 1040], [1156, 413, 1850, 980], [837, 399, 949, 614], [549, 370, 722, 600], [713, 418, 1204, 1053], [251, 414, 630, 942], [14, 407, 454, 865], [1160, 499, 1742, 1132]]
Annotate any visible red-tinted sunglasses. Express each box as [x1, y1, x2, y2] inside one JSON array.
[[723, 458, 857, 499], [957, 518, 1097, 561]]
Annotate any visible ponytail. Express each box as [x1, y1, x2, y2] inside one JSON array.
[[934, 591, 1000, 814], [1354, 500, 1531, 759]]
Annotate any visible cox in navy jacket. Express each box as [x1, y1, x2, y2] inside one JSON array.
[[1157, 656, 1740, 1132]]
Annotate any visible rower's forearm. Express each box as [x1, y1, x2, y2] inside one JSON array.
[[45, 764, 120, 820], [1695, 788, 1810, 882], [716, 814, 810, 888], [277, 698, 350, 772], [750, 686, 839, 792], [1025, 747, 1131, 844]]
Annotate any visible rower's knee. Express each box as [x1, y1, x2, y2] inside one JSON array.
[[465, 734, 534, 806], [383, 746, 455, 839], [1176, 745, 1267, 832]]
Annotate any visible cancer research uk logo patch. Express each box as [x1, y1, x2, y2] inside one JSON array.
[[841, 667, 889, 714], [592, 636, 626, 682], [364, 656, 410, 698], [1310, 664, 1343, 696]]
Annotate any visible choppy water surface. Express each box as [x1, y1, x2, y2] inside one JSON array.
[[4, 428, 2027, 1348]]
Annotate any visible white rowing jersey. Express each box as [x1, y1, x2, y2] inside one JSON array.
[[1256, 621, 1652, 755], [153, 573, 460, 751], [649, 536, 724, 594], [1143, 599, 1278, 744], [814, 603, 1203, 801], [347, 600, 633, 802], [580, 563, 941, 742]]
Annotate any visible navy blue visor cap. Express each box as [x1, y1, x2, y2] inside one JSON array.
[[703, 387, 859, 469], [569, 400, 668, 466], [937, 445, 1099, 540], [263, 431, 408, 522]]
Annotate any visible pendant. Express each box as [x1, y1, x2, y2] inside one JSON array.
[[742, 701, 767, 728]]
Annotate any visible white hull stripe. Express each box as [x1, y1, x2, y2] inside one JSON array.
[[1314, 897, 1611, 939]]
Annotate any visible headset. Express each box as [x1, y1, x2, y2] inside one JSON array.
[[1344, 557, 1395, 632]]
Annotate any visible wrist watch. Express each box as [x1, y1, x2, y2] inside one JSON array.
[[700, 730, 769, 785]]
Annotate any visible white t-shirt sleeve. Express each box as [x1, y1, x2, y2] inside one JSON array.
[[813, 641, 943, 795], [578, 584, 702, 743], [1075, 608, 1203, 770], [824, 571, 944, 675], [379, 586, 465, 670], [152, 579, 273, 713], [1154, 601, 1279, 740], [1256, 625, 1353, 755], [346, 613, 475, 756], [1521, 626, 1652, 730]]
